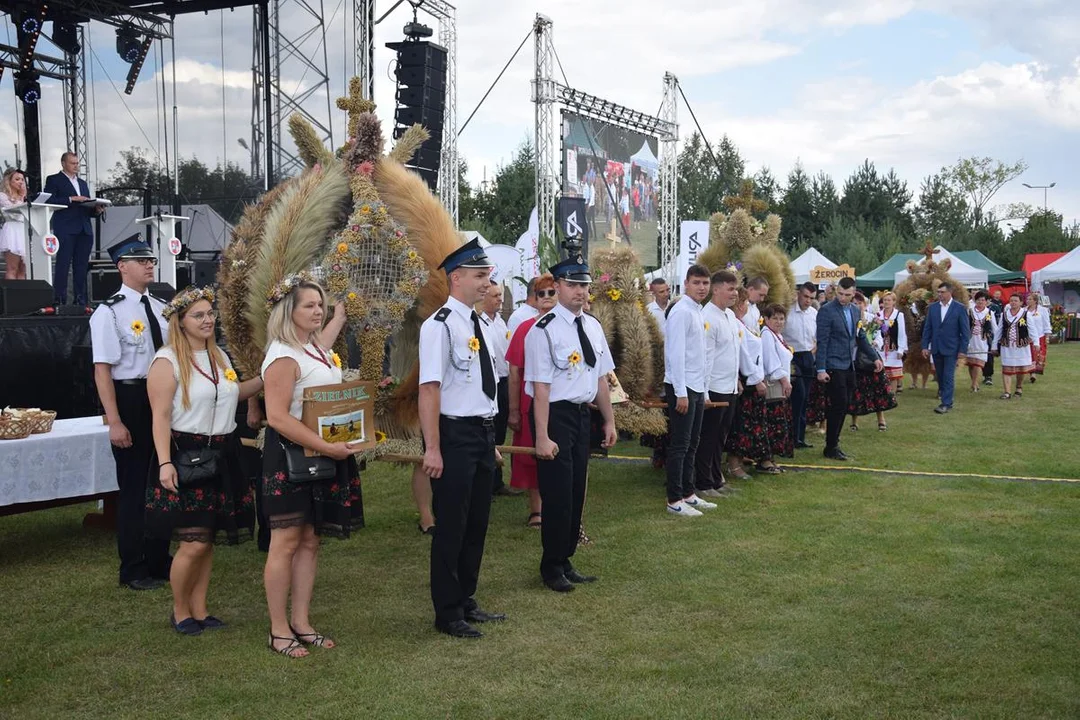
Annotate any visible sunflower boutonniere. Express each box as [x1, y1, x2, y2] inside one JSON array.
[[468, 336, 481, 353], [130, 319, 145, 337], [330, 351, 342, 368], [223, 368, 238, 383], [568, 350, 582, 367], [704, 321, 710, 331]]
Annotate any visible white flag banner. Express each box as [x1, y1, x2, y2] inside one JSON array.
[[677, 220, 709, 291], [512, 207, 540, 306]]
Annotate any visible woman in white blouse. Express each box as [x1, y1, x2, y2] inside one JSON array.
[[877, 292, 907, 394], [965, 290, 998, 393], [724, 288, 773, 477], [260, 276, 354, 659], [759, 303, 795, 469], [146, 287, 264, 636], [1025, 292, 1050, 381]]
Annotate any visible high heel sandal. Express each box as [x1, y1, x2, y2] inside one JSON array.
[[291, 625, 334, 648], [268, 633, 307, 658], [878, 423, 887, 431], [849, 423, 859, 431]]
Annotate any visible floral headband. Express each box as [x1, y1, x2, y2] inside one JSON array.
[[162, 286, 215, 320], [266, 272, 313, 310]]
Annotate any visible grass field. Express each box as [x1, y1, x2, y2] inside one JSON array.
[[2, 346, 1080, 718]]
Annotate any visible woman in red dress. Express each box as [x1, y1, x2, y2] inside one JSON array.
[[505, 273, 557, 528]]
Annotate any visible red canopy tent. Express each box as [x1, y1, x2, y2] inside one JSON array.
[[1022, 253, 1066, 280]]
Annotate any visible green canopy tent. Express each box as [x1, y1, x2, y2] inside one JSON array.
[[951, 250, 1025, 284], [856, 254, 920, 289]]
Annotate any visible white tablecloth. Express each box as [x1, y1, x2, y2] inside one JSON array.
[[0, 416, 118, 507]]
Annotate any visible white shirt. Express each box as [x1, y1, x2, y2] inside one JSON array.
[[524, 302, 615, 404], [418, 296, 499, 418], [261, 340, 342, 419], [90, 283, 170, 380], [582, 183, 594, 208], [64, 171, 82, 196], [663, 295, 707, 397], [703, 302, 740, 394], [940, 300, 953, 322], [744, 303, 761, 334], [783, 302, 817, 353], [645, 300, 668, 338], [1025, 307, 1045, 342], [507, 303, 539, 337], [738, 317, 765, 386], [761, 327, 793, 381], [154, 348, 240, 435], [481, 310, 510, 378]]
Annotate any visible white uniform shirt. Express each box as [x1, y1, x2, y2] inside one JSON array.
[[90, 283, 170, 379], [507, 303, 539, 337], [419, 296, 499, 418], [261, 339, 342, 419], [703, 302, 740, 394], [738, 317, 765, 386], [645, 300, 668, 338], [524, 302, 615, 404], [761, 327, 793, 381], [154, 347, 240, 435], [663, 295, 707, 397], [481, 310, 510, 378], [783, 303, 817, 353]]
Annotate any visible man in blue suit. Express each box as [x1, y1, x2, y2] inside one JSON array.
[[921, 281, 971, 414], [816, 277, 882, 460], [43, 152, 103, 306]]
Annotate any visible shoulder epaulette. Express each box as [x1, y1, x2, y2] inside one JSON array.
[[434, 307, 451, 322], [536, 312, 556, 329], [103, 294, 125, 307]]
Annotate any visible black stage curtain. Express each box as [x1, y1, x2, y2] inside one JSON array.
[[0, 318, 99, 419]]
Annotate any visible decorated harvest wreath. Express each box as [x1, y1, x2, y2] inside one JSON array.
[[894, 241, 970, 381]]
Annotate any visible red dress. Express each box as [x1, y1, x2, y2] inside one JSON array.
[[506, 316, 539, 489]]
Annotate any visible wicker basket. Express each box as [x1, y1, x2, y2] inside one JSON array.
[[0, 415, 33, 440], [27, 410, 57, 434]]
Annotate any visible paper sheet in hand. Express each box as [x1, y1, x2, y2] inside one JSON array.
[[77, 198, 112, 208], [32, 192, 51, 204], [300, 380, 377, 456]]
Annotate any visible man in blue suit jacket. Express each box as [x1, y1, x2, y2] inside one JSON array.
[[43, 152, 102, 306], [816, 277, 881, 460], [921, 281, 971, 414]]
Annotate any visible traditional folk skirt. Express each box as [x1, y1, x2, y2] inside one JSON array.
[[849, 371, 898, 417]]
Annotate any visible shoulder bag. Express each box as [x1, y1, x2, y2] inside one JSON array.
[[173, 375, 222, 489], [764, 379, 786, 404], [281, 439, 337, 484]]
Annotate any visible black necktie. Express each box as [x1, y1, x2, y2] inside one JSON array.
[[471, 311, 496, 400], [141, 295, 164, 351], [575, 316, 597, 368]]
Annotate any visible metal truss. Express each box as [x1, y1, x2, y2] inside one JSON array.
[[659, 72, 679, 273], [556, 84, 676, 141], [532, 13, 556, 245], [0, 43, 73, 80], [61, 26, 90, 165], [353, 0, 373, 100], [268, 0, 335, 178], [251, 5, 266, 181], [0, 0, 176, 38]]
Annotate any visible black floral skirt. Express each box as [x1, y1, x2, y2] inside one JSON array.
[[849, 371, 898, 416], [805, 380, 829, 424], [145, 431, 255, 544], [260, 427, 364, 538], [765, 399, 794, 459], [726, 388, 772, 461]]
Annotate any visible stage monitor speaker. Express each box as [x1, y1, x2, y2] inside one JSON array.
[[91, 267, 121, 302], [193, 260, 218, 287], [0, 279, 54, 316], [149, 282, 176, 301]]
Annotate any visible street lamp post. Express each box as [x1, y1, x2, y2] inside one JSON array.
[[1022, 182, 1056, 214]]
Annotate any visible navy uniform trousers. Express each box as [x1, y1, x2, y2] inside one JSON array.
[[533, 401, 590, 582], [431, 415, 496, 625]]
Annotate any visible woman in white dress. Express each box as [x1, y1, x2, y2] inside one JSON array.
[[992, 294, 1034, 400], [147, 287, 264, 635], [0, 168, 28, 279], [877, 291, 907, 394], [965, 291, 997, 393], [1025, 292, 1050, 380]]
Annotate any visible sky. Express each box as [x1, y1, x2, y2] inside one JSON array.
[[1, 0, 1077, 236]]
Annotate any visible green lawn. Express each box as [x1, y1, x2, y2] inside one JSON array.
[[3, 346, 1080, 718]]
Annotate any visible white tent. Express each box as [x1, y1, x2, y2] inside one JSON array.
[[1032, 244, 1080, 290], [895, 245, 987, 287], [630, 141, 659, 177], [790, 246, 837, 284]]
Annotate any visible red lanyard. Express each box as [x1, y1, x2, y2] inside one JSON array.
[[304, 344, 331, 369], [191, 354, 219, 385], [767, 326, 792, 353]]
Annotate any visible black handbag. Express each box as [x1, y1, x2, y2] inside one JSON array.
[[281, 440, 337, 484], [855, 343, 880, 374], [173, 379, 221, 489]]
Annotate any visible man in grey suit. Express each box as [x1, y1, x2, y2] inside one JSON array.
[[815, 277, 882, 460]]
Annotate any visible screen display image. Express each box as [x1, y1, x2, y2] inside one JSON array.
[[562, 111, 660, 267]]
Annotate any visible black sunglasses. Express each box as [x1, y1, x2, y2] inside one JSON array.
[[535, 289, 556, 298]]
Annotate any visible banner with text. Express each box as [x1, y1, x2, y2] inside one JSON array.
[[678, 221, 709, 291]]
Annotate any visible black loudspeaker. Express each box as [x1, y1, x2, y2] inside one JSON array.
[[148, 282, 176, 301], [193, 260, 218, 287], [91, 266, 121, 302], [386, 39, 448, 192], [0, 279, 54, 316]]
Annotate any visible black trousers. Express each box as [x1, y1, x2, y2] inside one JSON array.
[[665, 385, 705, 503], [112, 381, 171, 583], [431, 415, 495, 624], [983, 352, 995, 379], [492, 376, 509, 493], [533, 401, 590, 581], [694, 391, 738, 491], [790, 351, 815, 444], [824, 368, 855, 452]]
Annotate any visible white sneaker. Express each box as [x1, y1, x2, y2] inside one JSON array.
[[683, 495, 718, 510], [667, 501, 703, 517]]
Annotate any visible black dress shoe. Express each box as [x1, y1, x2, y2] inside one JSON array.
[[934, 404, 950, 414], [435, 619, 483, 638], [795, 441, 814, 449], [464, 608, 506, 623], [120, 577, 165, 591], [565, 569, 597, 584], [544, 575, 575, 593], [823, 448, 849, 461]]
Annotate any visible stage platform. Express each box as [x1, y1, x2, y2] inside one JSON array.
[[0, 316, 100, 419]]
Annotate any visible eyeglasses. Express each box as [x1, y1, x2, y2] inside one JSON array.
[[535, 289, 556, 298], [124, 257, 158, 266], [188, 310, 217, 322]]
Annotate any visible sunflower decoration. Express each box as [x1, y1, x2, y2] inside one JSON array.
[[704, 322, 710, 331], [224, 368, 238, 383], [568, 350, 582, 366], [330, 351, 343, 368], [606, 288, 622, 302], [130, 320, 145, 337], [468, 336, 481, 353]]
